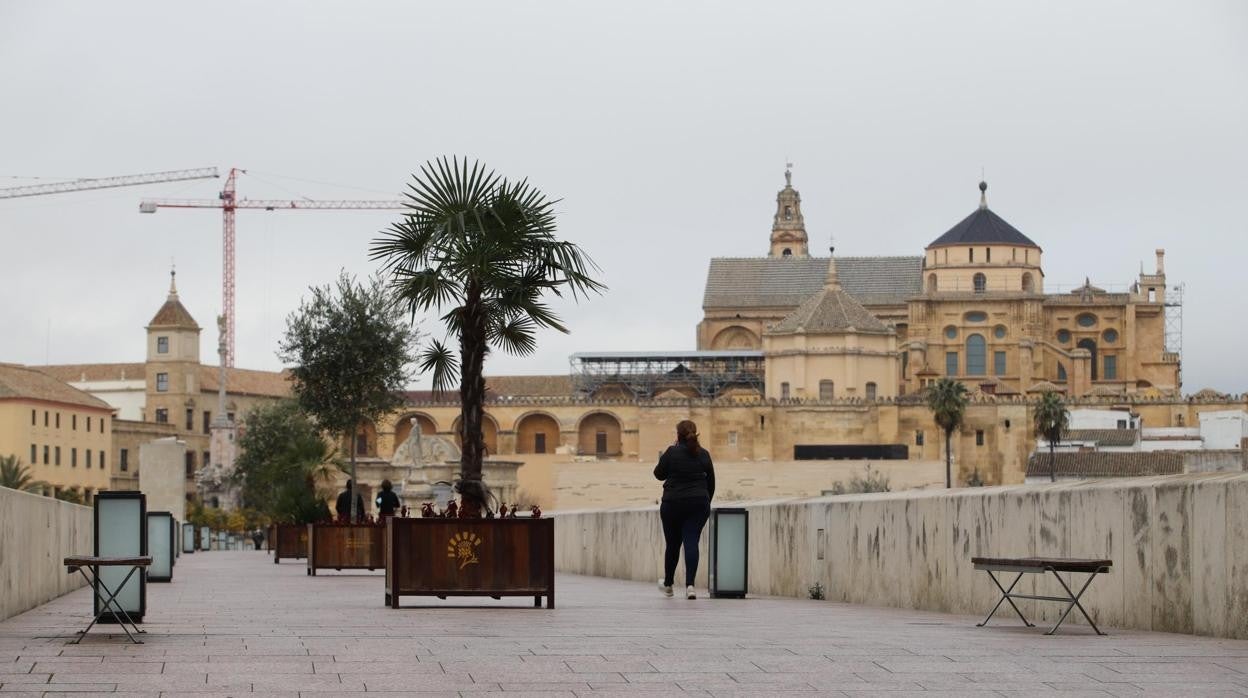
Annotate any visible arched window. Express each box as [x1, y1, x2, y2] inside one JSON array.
[[927, 274, 938, 293], [784, 205, 792, 220], [1057, 363, 1067, 381], [865, 382, 877, 400], [965, 334, 986, 375], [1078, 338, 1099, 381], [1022, 272, 1034, 292], [818, 380, 834, 400], [782, 248, 792, 257], [780, 382, 791, 400], [973, 273, 987, 293]]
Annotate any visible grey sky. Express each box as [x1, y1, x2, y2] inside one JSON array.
[[2, 1, 1245, 393]]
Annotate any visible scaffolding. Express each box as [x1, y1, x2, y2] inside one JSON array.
[[570, 351, 765, 399], [1164, 282, 1185, 388]]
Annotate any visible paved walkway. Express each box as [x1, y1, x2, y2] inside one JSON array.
[[2, 551, 1247, 696]]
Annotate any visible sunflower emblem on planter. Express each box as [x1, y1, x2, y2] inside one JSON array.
[[447, 532, 482, 570]]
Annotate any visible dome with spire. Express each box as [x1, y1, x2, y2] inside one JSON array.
[[767, 256, 891, 335], [927, 181, 1040, 249], [147, 270, 200, 329]]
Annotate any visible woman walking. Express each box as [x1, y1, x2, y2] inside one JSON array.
[[653, 419, 716, 599]]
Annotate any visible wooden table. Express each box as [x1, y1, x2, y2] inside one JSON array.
[[971, 556, 1112, 635], [64, 555, 152, 644]]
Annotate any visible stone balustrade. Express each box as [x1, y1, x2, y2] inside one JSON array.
[[554, 472, 1248, 639]]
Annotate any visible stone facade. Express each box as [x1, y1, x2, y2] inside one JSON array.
[[0, 363, 113, 500], [699, 174, 1181, 399]]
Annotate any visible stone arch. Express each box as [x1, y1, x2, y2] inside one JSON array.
[[451, 413, 499, 456], [514, 411, 561, 455], [1022, 272, 1035, 292], [576, 411, 623, 457], [973, 273, 987, 293], [394, 412, 438, 449], [710, 325, 760, 350], [1078, 338, 1099, 381], [927, 273, 938, 293]]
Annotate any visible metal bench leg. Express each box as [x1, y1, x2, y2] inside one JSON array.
[[72, 566, 145, 644], [1045, 570, 1105, 636], [977, 571, 1033, 628]]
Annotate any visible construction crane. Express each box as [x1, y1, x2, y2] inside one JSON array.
[[0, 167, 218, 199], [140, 168, 405, 366]]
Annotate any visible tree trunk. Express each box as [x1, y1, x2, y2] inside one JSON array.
[[1049, 437, 1056, 483], [457, 282, 489, 517], [349, 430, 358, 521], [945, 427, 953, 488]]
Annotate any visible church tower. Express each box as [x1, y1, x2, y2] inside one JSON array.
[[145, 269, 201, 424], [769, 164, 809, 258]]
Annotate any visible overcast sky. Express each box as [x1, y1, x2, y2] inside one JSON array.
[[2, 1, 1245, 393]]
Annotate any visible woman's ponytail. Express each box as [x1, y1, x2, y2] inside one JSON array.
[[676, 419, 700, 456]]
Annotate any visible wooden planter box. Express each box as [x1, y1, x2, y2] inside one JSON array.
[[272, 524, 308, 563], [307, 523, 385, 575], [385, 517, 554, 609]]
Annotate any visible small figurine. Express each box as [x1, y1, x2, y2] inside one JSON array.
[[400, 505, 410, 518], [420, 503, 435, 518], [507, 505, 518, 519], [530, 505, 542, 519], [445, 500, 459, 519], [498, 503, 509, 518]]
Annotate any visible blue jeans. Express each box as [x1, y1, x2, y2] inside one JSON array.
[[660, 498, 710, 587]]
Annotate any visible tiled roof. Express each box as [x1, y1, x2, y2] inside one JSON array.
[[0, 364, 114, 410], [148, 297, 199, 329], [487, 375, 572, 398], [1026, 451, 1182, 478], [1026, 381, 1065, 393], [200, 366, 292, 398], [703, 256, 923, 309], [1064, 429, 1140, 448], [768, 284, 891, 335], [36, 363, 147, 383], [929, 207, 1039, 249], [402, 374, 574, 404]]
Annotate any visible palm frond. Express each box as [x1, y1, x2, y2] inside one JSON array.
[[418, 340, 460, 392]]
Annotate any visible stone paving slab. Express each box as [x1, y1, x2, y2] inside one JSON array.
[[1, 551, 1247, 696]]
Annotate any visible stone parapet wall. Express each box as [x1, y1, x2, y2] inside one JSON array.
[[554, 472, 1248, 639], [0, 487, 93, 622]]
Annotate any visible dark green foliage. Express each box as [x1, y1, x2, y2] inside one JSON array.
[[372, 156, 604, 514], [0, 454, 45, 493], [232, 400, 336, 525], [926, 378, 969, 489], [278, 272, 418, 519], [1033, 391, 1070, 483], [829, 464, 891, 494]]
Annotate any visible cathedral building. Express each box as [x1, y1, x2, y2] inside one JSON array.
[[699, 169, 1181, 399]]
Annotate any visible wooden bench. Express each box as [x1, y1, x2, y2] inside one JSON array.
[[971, 556, 1112, 635]]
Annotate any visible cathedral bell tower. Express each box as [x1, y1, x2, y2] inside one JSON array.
[[769, 163, 809, 258]]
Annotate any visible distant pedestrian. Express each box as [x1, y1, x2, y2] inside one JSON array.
[[375, 479, 400, 518], [335, 480, 365, 523], [653, 419, 715, 599]]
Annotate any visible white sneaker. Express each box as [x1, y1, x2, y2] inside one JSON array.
[[658, 578, 673, 597], [686, 586, 696, 599]]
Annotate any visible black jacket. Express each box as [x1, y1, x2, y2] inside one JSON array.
[[335, 490, 364, 520], [653, 443, 715, 501], [375, 489, 400, 516]]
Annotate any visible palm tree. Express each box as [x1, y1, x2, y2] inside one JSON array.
[[926, 378, 969, 488], [372, 157, 605, 516], [0, 454, 46, 493], [1033, 391, 1070, 483]]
